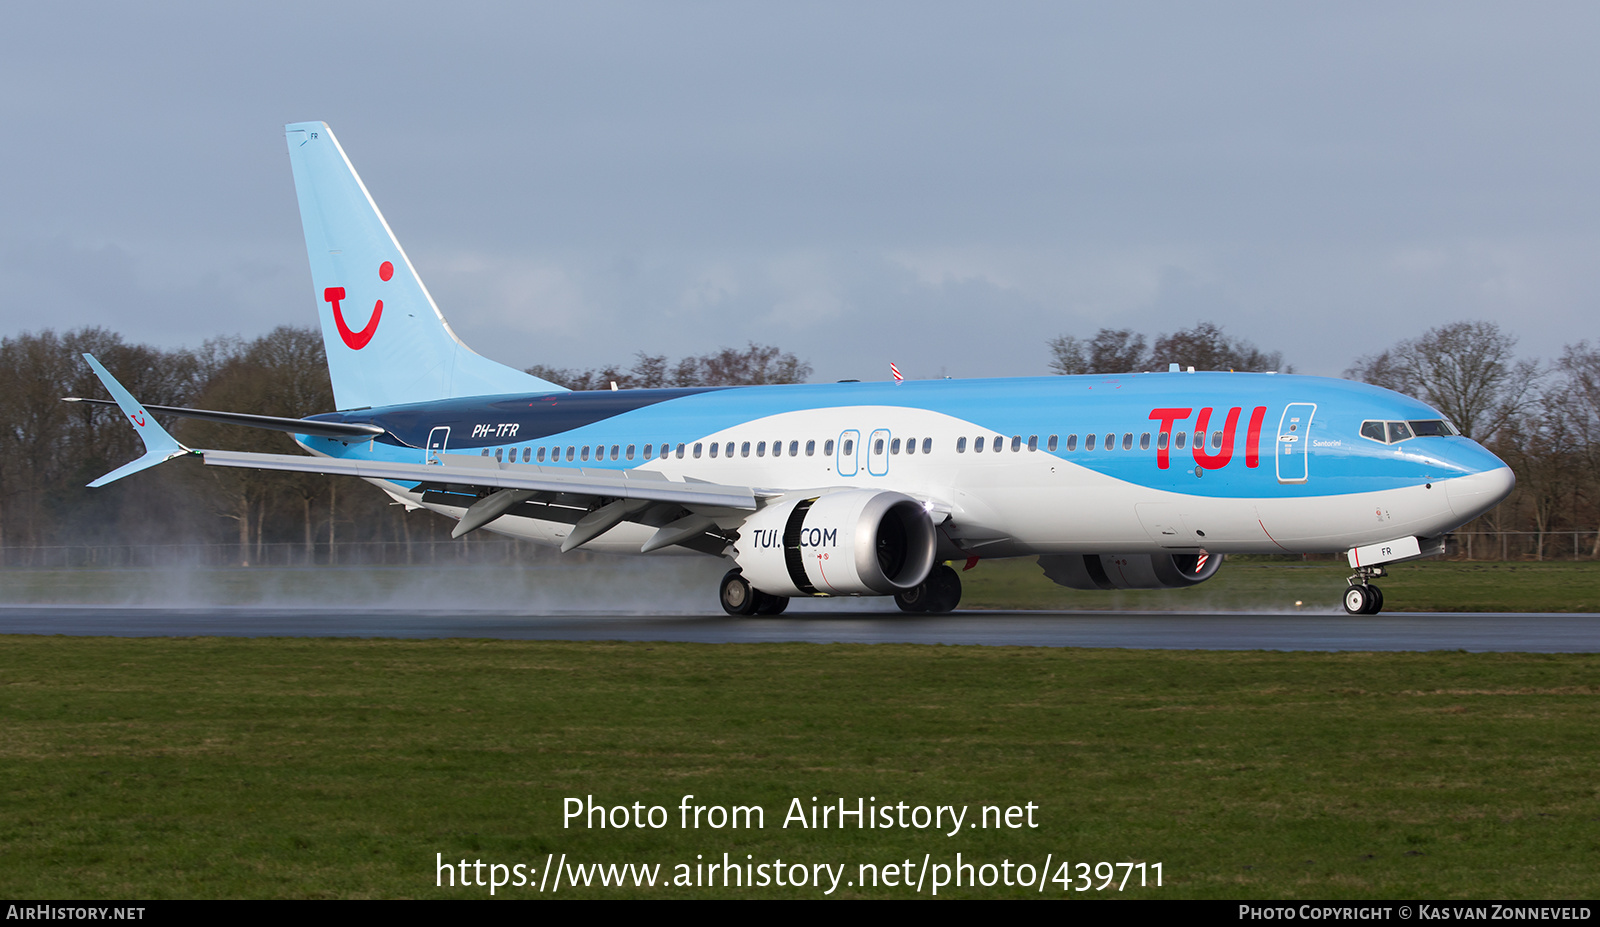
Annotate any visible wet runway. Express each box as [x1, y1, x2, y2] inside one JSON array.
[[2, 606, 1598, 652]]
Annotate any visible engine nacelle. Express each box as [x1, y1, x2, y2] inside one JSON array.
[[733, 490, 937, 597], [1038, 552, 1222, 590]]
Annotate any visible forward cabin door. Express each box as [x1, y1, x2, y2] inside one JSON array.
[[1276, 404, 1315, 484], [426, 426, 450, 465]]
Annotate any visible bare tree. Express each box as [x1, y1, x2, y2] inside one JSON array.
[[1151, 321, 1288, 373], [1048, 329, 1149, 375], [1345, 321, 1537, 440], [527, 343, 811, 389]]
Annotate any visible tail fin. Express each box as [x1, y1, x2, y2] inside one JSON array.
[[284, 121, 565, 410]]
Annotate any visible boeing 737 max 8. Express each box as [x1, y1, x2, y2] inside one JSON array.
[[74, 121, 1516, 616]]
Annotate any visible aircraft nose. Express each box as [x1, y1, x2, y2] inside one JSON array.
[[1444, 466, 1516, 520]]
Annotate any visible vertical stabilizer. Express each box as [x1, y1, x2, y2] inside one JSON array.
[[284, 121, 565, 409]]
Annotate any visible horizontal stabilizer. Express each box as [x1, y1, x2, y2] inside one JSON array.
[[63, 397, 385, 441]]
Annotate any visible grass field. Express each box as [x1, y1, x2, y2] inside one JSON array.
[[0, 557, 1597, 613], [2, 636, 1598, 899]]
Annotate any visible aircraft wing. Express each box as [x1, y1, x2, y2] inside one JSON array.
[[198, 448, 761, 510]]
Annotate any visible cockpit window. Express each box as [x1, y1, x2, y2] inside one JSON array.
[[1361, 419, 1460, 444], [1409, 419, 1459, 437]]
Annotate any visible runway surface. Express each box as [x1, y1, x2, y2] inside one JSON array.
[[2, 606, 1597, 651]]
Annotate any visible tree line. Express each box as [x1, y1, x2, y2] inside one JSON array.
[[0, 329, 813, 562], [1, 320, 1590, 562]]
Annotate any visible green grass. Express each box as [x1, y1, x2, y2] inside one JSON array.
[[2, 637, 1598, 898], [1, 558, 1598, 612], [960, 558, 1600, 613]]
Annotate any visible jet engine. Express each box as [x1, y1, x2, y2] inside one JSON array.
[[1038, 552, 1222, 590], [732, 490, 937, 597]]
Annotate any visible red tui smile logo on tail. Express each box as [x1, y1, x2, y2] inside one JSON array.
[[324, 261, 393, 350]]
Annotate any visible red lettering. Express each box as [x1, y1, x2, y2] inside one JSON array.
[[1244, 406, 1267, 468], [324, 286, 382, 350], [1148, 408, 1192, 469], [1192, 406, 1242, 470]]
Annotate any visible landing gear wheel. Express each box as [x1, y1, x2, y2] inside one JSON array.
[[894, 564, 963, 614], [720, 569, 759, 616], [1343, 584, 1377, 615], [755, 592, 790, 615]]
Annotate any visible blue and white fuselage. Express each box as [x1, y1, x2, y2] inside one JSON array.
[[297, 371, 1511, 560]]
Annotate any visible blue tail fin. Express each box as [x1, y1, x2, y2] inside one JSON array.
[[284, 121, 565, 410]]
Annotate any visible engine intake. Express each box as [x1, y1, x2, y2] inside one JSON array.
[[1038, 552, 1222, 590], [734, 490, 937, 597]]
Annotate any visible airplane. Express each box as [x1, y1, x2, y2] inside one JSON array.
[[72, 120, 1516, 616]]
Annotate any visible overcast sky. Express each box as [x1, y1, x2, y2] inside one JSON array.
[[3, 2, 1596, 383]]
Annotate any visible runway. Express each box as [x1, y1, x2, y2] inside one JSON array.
[[2, 606, 1598, 652]]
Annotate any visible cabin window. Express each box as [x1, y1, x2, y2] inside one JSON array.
[[661, 444, 671, 459], [536, 447, 546, 462], [611, 445, 620, 460], [1085, 433, 1097, 450], [693, 443, 703, 458], [805, 440, 815, 456], [741, 441, 752, 458], [1157, 432, 1168, 450], [495, 448, 505, 462], [873, 438, 885, 455], [972, 436, 983, 453], [1139, 433, 1150, 450], [825, 439, 835, 455], [772, 441, 782, 458], [726, 442, 735, 457], [756, 441, 766, 457], [626, 444, 636, 460], [1010, 435, 1022, 452], [642, 444, 651, 459], [791, 440, 801, 456], [709, 442, 718, 458], [481, 448, 490, 457], [1211, 431, 1223, 449], [905, 437, 915, 455], [957, 436, 967, 453], [566, 446, 576, 461], [922, 437, 932, 454], [1047, 435, 1058, 452], [1123, 433, 1133, 450], [841, 438, 853, 456], [890, 438, 901, 455], [1028, 435, 1039, 452], [991, 436, 1003, 452], [1175, 432, 1186, 450], [1066, 434, 1077, 451], [1104, 433, 1114, 450], [580, 446, 589, 461]]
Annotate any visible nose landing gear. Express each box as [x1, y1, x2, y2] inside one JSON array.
[[1343, 566, 1387, 615]]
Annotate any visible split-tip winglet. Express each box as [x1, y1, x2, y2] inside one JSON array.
[[80, 353, 193, 487]]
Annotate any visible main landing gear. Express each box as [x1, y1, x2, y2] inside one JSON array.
[[895, 564, 962, 614], [1343, 566, 1387, 615], [719, 569, 789, 616], [718, 565, 965, 616]]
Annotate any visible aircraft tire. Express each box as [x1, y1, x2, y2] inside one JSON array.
[[925, 564, 962, 614], [1343, 584, 1371, 615], [720, 569, 760, 616], [1365, 585, 1384, 615], [755, 593, 790, 615]]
